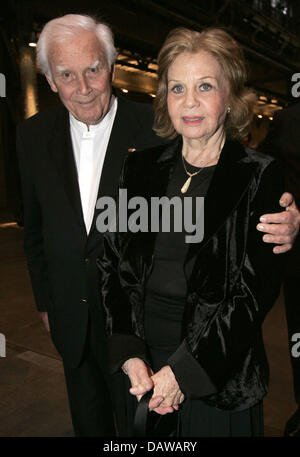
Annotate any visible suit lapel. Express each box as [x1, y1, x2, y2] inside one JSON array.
[[88, 97, 144, 239], [48, 105, 85, 230]]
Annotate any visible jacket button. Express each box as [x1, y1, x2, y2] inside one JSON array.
[[81, 298, 87, 303]]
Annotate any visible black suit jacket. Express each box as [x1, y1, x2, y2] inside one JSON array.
[[260, 101, 300, 209], [17, 95, 163, 368], [99, 138, 284, 411], [260, 101, 300, 276]]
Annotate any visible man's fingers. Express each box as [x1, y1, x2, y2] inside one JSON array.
[[259, 212, 294, 224], [257, 222, 294, 236], [273, 244, 292, 254], [262, 234, 292, 245], [279, 192, 294, 208]]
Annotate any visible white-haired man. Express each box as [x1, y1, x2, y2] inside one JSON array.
[[17, 14, 164, 436], [17, 14, 300, 437]]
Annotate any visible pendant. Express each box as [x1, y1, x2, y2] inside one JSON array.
[[181, 176, 191, 193]]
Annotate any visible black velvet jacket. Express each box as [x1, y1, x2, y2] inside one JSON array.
[[98, 138, 284, 411]]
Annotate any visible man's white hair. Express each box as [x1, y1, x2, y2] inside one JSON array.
[[36, 14, 117, 77]]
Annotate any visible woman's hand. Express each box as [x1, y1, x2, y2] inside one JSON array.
[[122, 358, 164, 409], [149, 365, 185, 415]]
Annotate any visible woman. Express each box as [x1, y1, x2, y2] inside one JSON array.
[[99, 27, 284, 437]]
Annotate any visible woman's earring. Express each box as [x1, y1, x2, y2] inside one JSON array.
[[227, 107, 231, 114]]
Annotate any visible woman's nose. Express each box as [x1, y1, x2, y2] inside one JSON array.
[[184, 89, 199, 108]]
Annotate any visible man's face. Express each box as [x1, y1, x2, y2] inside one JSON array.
[[46, 31, 113, 126]]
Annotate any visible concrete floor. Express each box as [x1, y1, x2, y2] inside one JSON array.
[[0, 217, 298, 437]]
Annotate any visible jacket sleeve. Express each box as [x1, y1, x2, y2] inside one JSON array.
[[17, 125, 51, 312], [167, 159, 285, 398], [259, 110, 284, 158], [98, 155, 149, 373]]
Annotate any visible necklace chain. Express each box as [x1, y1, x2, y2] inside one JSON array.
[[181, 152, 214, 193]]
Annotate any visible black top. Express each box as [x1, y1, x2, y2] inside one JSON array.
[[144, 151, 216, 351]]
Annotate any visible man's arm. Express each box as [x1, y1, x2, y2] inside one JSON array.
[[17, 126, 51, 329], [257, 110, 300, 253]]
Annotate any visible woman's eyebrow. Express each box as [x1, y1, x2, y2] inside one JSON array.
[[168, 76, 217, 83]]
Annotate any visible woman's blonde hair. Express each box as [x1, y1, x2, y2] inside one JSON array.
[[154, 27, 256, 140]]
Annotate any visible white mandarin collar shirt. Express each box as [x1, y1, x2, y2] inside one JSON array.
[[69, 96, 118, 234]]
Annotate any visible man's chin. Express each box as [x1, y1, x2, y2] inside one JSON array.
[[72, 112, 103, 126]]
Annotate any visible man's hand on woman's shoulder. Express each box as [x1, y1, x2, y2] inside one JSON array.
[[257, 192, 300, 253]]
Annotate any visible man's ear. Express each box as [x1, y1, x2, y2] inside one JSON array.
[[111, 64, 115, 83], [45, 73, 58, 93]]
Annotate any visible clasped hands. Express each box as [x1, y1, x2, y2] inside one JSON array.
[[122, 358, 185, 415]]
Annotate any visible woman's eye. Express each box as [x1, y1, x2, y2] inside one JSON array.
[[171, 85, 183, 94], [200, 82, 212, 91]]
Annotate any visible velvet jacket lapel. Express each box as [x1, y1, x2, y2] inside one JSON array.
[[138, 140, 180, 272], [141, 138, 257, 274], [47, 105, 86, 232], [185, 139, 257, 263]]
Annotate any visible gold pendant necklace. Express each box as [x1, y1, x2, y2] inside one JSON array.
[[181, 149, 221, 193], [181, 156, 205, 194], [181, 175, 194, 193]]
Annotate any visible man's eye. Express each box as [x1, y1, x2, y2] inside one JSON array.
[[171, 85, 183, 94], [200, 82, 212, 91], [62, 72, 72, 79]]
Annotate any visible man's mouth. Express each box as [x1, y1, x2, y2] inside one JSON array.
[[76, 98, 96, 105]]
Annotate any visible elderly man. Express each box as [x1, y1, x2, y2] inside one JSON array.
[[260, 100, 300, 436], [17, 14, 300, 437]]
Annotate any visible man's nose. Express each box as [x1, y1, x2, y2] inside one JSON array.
[[76, 75, 92, 95]]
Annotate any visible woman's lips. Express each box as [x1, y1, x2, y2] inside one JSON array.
[[182, 116, 204, 124]]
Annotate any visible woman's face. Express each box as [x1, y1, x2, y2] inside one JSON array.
[[167, 51, 230, 143]]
